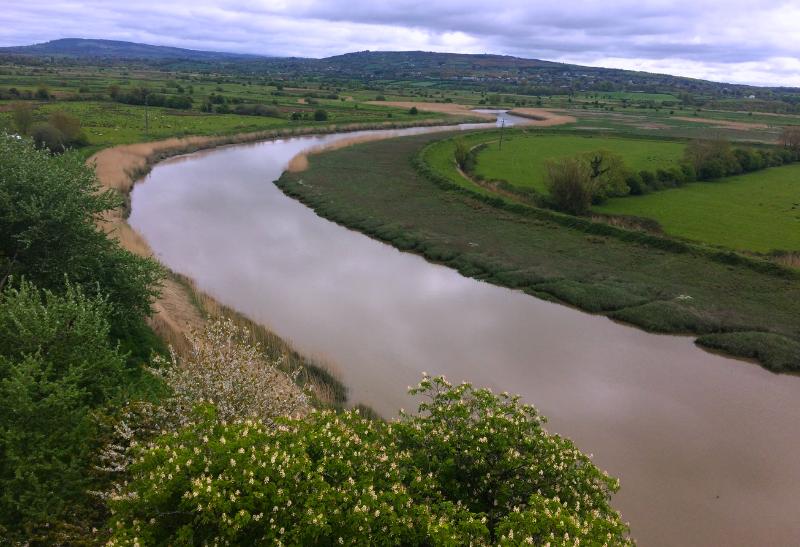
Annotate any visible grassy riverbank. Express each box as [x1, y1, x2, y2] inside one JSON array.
[[276, 132, 800, 372]]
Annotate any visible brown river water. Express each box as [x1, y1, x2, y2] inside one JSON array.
[[129, 114, 800, 546]]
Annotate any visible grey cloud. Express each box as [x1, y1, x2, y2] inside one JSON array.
[[1, 1, 798, 85]]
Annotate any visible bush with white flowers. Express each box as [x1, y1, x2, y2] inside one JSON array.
[[105, 376, 631, 545]]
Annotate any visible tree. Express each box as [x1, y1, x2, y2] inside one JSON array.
[[10, 102, 33, 135], [0, 134, 162, 330], [454, 138, 470, 170], [544, 157, 594, 215], [683, 139, 740, 180], [0, 280, 128, 540], [409, 106, 419, 115], [579, 149, 629, 201], [313, 108, 328, 121], [781, 126, 800, 153]]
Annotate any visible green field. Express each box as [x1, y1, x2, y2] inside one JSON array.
[[578, 91, 680, 102], [471, 133, 686, 192], [596, 164, 800, 252]]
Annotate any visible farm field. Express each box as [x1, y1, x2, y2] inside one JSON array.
[[596, 163, 800, 252], [0, 98, 446, 155], [471, 133, 686, 192]]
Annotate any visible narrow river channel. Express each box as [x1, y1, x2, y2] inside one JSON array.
[[129, 114, 800, 546]]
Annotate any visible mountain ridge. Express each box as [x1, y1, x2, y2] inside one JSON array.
[[2, 38, 796, 95]]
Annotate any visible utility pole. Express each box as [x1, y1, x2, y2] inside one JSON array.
[[144, 91, 149, 138], [498, 117, 505, 150]]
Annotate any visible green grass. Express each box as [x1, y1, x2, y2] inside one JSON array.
[[420, 130, 500, 196], [596, 164, 800, 252], [577, 91, 680, 102], [471, 133, 686, 192], [276, 131, 800, 372], [0, 99, 450, 150]]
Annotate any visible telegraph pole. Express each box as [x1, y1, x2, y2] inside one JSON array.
[[498, 117, 505, 150], [144, 91, 149, 137]]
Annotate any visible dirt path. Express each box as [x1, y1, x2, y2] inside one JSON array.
[[671, 116, 769, 130], [508, 108, 577, 126]]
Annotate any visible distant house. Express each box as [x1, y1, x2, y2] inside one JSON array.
[[748, 94, 756, 99]]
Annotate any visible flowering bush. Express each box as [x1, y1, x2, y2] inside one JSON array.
[[99, 320, 309, 485], [106, 376, 631, 545], [395, 376, 630, 543], [150, 319, 309, 427], [106, 407, 486, 545]]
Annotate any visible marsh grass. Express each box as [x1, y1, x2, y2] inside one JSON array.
[[696, 332, 800, 373]]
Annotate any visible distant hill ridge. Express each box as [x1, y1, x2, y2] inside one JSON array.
[[0, 38, 262, 61], [1, 38, 793, 94]]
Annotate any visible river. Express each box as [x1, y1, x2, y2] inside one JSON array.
[[129, 113, 800, 546]]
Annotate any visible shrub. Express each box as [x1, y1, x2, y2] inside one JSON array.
[[150, 319, 309, 427], [0, 280, 128, 539], [99, 320, 310, 498], [625, 172, 647, 195], [409, 106, 419, 115], [667, 166, 687, 185], [544, 157, 593, 215], [164, 94, 193, 110], [48, 110, 88, 147], [30, 122, 64, 152], [454, 138, 470, 170], [0, 134, 162, 330], [106, 376, 630, 545], [684, 139, 741, 180], [313, 108, 328, 121], [233, 104, 282, 118], [679, 162, 696, 182], [10, 102, 33, 135], [733, 148, 764, 172], [639, 169, 656, 190]]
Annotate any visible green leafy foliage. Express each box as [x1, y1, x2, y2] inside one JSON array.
[[106, 376, 630, 545], [0, 133, 163, 331], [0, 280, 128, 539], [544, 157, 594, 215]]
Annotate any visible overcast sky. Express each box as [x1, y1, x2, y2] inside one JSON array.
[[2, 1, 800, 87]]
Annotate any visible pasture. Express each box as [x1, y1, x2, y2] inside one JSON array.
[[472, 133, 686, 192], [596, 163, 800, 252]]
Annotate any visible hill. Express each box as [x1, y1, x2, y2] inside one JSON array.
[[2, 38, 798, 98], [0, 38, 263, 61], [314, 50, 750, 96]]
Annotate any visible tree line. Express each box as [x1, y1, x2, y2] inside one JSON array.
[[547, 135, 800, 215]]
